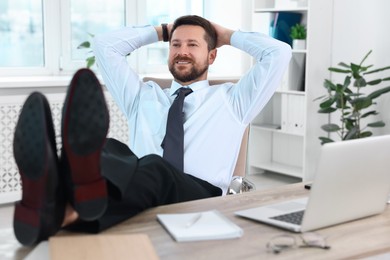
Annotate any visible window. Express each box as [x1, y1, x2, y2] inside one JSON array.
[[60, 0, 127, 71], [0, 0, 44, 67], [0, 0, 248, 78]]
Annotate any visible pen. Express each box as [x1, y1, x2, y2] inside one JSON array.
[[185, 213, 202, 228]]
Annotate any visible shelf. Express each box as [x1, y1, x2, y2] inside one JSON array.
[[292, 49, 307, 54], [251, 124, 304, 136], [251, 124, 280, 132], [249, 0, 336, 182], [275, 89, 305, 95], [250, 161, 303, 178], [254, 7, 308, 13], [249, 0, 315, 180]]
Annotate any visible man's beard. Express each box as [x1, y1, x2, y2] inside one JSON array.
[[169, 58, 209, 83]]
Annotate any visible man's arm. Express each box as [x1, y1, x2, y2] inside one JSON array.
[[93, 26, 159, 116], [225, 29, 292, 125]]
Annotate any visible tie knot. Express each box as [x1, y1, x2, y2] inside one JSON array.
[[175, 87, 193, 98]]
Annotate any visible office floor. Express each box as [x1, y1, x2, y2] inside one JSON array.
[[0, 172, 300, 259], [246, 171, 300, 190]]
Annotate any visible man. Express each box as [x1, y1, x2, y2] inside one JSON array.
[[13, 15, 291, 246]]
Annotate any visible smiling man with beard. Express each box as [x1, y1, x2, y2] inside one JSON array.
[[12, 15, 291, 245], [168, 22, 215, 84]]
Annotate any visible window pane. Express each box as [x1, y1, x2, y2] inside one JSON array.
[[143, 0, 203, 67], [70, 0, 125, 60], [0, 0, 44, 67]]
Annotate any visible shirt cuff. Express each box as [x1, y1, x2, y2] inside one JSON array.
[[132, 25, 159, 46], [230, 30, 250, 50]]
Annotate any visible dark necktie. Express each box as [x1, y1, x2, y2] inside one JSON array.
[[161, 87, 193, 171]]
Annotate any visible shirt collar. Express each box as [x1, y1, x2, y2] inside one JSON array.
[[169, 80, 210, 96]]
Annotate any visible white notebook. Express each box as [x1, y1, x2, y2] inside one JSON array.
[[157, 210, 243, 242]]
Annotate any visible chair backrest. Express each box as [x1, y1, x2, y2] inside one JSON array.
[[143, 77, 248, 177]]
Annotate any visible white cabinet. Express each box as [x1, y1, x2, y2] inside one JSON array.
[[248, 0, 333, 181]]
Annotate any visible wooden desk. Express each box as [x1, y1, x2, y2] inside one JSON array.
[[4, 183, 390, 259], [78, 183, 390, 259]]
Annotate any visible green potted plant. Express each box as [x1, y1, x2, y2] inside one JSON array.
[[77, 33, 95, 68], [316, 50, 390, 145], [290, 23, 306, 50]]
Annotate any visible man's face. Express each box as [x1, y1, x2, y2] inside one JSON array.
[[168, 25, 216, 85]]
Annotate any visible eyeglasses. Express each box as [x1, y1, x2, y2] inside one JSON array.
[[266, 232, 331, 254]]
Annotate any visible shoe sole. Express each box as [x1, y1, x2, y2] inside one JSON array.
[[63, 69, 109, 221], [13, 93, 64, 246]]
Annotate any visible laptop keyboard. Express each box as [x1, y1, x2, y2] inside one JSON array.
[[270, 210, 305, 225]]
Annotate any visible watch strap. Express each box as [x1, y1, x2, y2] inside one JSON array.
[[161, 23, 169, 42]]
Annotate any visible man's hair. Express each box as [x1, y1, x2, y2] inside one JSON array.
[[170, 15, 217, 51]]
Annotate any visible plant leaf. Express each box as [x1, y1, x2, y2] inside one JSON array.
[[359, 131, 373, 138], [86, 56, 95, 68], [367, 121, 385, 127], [364, 65, 390, 75], [329, 67, 351, 73], [368, 86, 390, 99], [319, 97, 336, 108], [335, 83, 344, 94], [343, 111, 351, 116], [350, 97, 372, 110], [343, 76, 351, 90], [361, 110, 378, 118], [345, 120, 356, 131], [353, 77, 367, 87], [359, 50, 372, 67], [360, 64, 373, 72], [338, 62, 350, 68], [323, 79, 336, 90], [319, 137, 334, 145], [321, 123, 340, 132], [346, 93, 362, 98], [318, 107, 337, 113], [366, 79, 382, 85], [77, 41, 91, 49], [350, 63, 361, 74]]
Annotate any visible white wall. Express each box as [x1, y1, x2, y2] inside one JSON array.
[[204, 0, 252, 77], [331, 0, 390, 136]]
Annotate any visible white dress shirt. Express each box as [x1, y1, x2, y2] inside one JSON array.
[[93, 25, 291, 194]]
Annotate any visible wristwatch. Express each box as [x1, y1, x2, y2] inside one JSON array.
[[161, 23, 169, 42]]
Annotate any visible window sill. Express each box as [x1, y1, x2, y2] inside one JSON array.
[[0, 75, 75, 89]]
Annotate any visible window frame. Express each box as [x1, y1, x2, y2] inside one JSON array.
[[59, 0, 138, 73], [0, 0, 249, 79], [0, 0, 60, 77]]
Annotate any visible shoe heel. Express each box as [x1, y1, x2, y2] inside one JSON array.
[[14, 203, 41, 246], [73, 179, 108, 221]]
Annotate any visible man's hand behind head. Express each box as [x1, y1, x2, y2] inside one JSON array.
[[212, 22, 234, 48]]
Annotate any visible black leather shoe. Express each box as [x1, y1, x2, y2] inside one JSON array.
[[61, 68, 109, 221], [13, 92, 65, 246]]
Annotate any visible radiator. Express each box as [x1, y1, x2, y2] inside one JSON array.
[[0, 92, 128, 204]]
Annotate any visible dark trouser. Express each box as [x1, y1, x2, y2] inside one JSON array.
[[67, 138, 222, 233]]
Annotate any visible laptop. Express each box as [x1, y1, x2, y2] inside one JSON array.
[[235, 135, 390, 233]]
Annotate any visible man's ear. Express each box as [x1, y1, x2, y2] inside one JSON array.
[[208, 49, 217, 65]]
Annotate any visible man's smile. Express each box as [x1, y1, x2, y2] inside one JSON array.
[[176, 61, 191, 64]]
